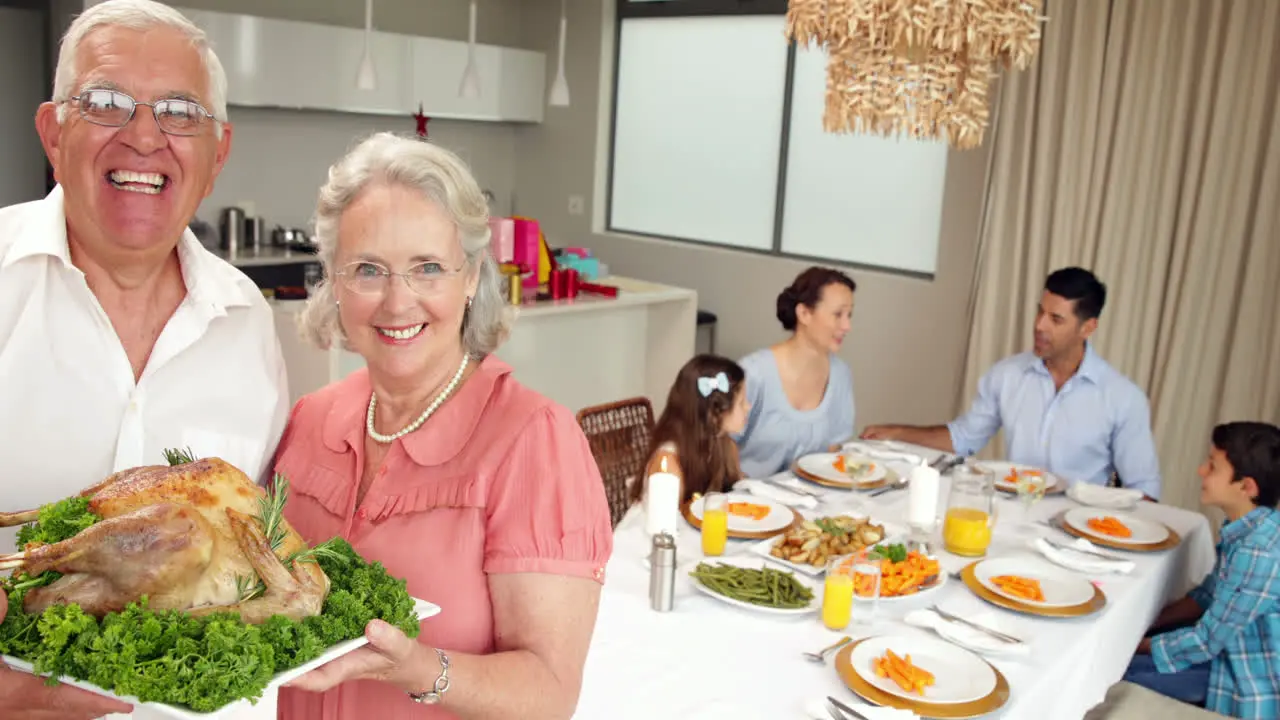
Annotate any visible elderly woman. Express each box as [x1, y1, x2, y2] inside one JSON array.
[[273, 132, 613, 719], [732, 266, 858, 478]]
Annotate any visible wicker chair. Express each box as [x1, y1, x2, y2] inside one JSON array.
[[576, 397, 656, 528]]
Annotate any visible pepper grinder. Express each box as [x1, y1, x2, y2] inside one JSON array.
[[648, 532, 676, 612]]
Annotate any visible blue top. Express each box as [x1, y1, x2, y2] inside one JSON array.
[[946, 343, 1162, 499], [1151, 506, 1280, 718], [732, 348, 855, 478]]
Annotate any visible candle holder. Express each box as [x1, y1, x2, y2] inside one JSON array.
[[905, 518, 939, 558]]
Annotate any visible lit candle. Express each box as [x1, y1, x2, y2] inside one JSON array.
[[907, 465, 941, 529], [645, 456, 681, 537]]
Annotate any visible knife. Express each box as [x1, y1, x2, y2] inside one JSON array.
[[827, 696, 872, 720]]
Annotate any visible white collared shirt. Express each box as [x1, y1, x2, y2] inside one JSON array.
[[0, 186, 290, 554]]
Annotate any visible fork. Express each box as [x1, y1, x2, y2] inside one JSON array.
[[1043, 536, 1120, 560], [765, 478, 821, 498], [867, 478, 909, 497], [803, 635, 852, 663], [930, 604, 1023, 644]]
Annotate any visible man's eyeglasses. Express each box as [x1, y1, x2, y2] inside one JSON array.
[[66, 89, 216, 137], [335, 261, 465, 297]]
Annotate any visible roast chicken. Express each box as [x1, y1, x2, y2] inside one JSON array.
[[0, 457, 329, 624]]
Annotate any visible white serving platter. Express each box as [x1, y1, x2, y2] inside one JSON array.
[[3, 597, 440, 720]]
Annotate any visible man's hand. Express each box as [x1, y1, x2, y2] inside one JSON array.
[[0, 592, 134, 720], [860, 424, 903, 441]]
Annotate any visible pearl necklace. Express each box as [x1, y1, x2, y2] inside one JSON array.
[[366, 353, 471, 444]]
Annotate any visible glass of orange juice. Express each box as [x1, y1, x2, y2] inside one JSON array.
[[942, 465, 999, 556], [822, 554, 855, 630], [701, 492, 729, 556]]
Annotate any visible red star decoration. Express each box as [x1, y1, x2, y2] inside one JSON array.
[[413, 102, 430, 138]]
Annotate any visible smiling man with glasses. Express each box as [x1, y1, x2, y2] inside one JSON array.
[[0, 3, 289, 716]]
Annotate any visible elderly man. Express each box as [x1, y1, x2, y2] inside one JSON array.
[[862, 267, 1162, 500], [0, 1, 288, 718]]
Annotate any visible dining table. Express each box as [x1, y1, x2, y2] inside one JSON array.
[[574, 445, 1217, 720]]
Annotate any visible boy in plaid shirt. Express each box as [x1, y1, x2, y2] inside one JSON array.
[[1124, 421, 1280, 718]]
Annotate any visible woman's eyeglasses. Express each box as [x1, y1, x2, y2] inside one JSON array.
[[335, 260, 464, 296]]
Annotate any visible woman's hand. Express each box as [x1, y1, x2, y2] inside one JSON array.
[[0, 593, 134, 720], [286, 619, 435, 695]]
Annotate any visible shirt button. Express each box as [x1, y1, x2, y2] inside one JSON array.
[[357, 508, 368, 520]]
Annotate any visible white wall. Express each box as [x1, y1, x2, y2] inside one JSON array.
[[0, 6, 48, 207]]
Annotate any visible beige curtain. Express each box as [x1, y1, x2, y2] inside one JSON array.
[[960, 0, 1280, 514]]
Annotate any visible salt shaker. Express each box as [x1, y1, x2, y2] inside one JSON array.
[[648, 532, 676, 612]]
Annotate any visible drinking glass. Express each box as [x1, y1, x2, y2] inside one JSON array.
[[851, 551, 883, 622], [1017, 471, 1048, 510], [700, 492, 728, 557], [822, 554, 855, 630]]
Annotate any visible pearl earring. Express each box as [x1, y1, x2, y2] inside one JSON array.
[[466, 296, 473, 309]]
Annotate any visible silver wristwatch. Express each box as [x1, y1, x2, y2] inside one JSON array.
[[407, 648, 451, 705]]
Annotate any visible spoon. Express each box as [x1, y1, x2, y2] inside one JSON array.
[[803, 635, 852, 663]]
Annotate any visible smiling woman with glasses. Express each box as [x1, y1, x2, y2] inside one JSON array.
[[273, 131, 613, 720]]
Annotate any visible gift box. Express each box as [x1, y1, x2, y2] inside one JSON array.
[[488, 218, 514, 263], [512, 218, 542, 289], [556, 255, 600, 281]]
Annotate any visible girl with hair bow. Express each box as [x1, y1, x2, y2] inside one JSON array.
[[630, 354, 750, 508]]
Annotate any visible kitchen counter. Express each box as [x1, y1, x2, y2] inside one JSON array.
[[271, 276, 698, 414], [215, 245, 320, 268]]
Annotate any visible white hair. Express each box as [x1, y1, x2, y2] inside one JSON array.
[[54, 0, 228, 139], [299, 132, 514, 358]]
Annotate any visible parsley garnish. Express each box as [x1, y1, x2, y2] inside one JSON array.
[[868, 542, 908, 564]]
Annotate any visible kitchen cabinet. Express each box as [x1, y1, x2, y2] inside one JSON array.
[[178, 7, 545, 123]]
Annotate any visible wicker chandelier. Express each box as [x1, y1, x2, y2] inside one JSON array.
[[785, 0, 1047, 150]]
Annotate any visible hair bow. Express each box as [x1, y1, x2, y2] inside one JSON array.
[[697, 372, 730, 398]]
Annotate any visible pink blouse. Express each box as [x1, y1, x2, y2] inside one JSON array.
[[273, 355, 613, 720]]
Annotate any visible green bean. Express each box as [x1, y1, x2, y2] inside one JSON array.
[[689, 562, 815, 609]]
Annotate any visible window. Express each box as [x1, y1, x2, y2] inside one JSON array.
[[607, 0, 949, 277]]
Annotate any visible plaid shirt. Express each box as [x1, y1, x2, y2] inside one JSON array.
[[1151, 506, 1280, 718]]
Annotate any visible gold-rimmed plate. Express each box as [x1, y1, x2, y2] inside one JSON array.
[[979, 461, 1068, 496], [834, 638, 1011, 718], [1056, 507, 1180, 551], [961, 560, 1106, 617], [792, 453, 894, 490], [681, 494, 802, 540], [1051, 509, 1181, 552]]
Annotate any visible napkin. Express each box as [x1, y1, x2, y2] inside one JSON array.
[[841, 442, 926, 466], [804, 698, 918, 720], [904, 609, 1031, 657], [733, 479, 818, 509], [1032, 536, 1136, 574], [1067, 483, 1142, 509]]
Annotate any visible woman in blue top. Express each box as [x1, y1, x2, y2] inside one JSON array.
[[734, 266, 857, 478]]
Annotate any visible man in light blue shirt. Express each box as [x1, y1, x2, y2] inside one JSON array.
[[862, 267, 1162, 499]]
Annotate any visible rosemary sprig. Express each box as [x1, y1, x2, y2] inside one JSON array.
[[233, 475, 347, 602], [257, 474, 290, 555], [162, 447, 197, 466], [284, 537, 349, 568], [234, 574, 265, 602]]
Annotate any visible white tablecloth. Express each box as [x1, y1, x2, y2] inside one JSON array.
[[576, 455, 1216, 720]]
